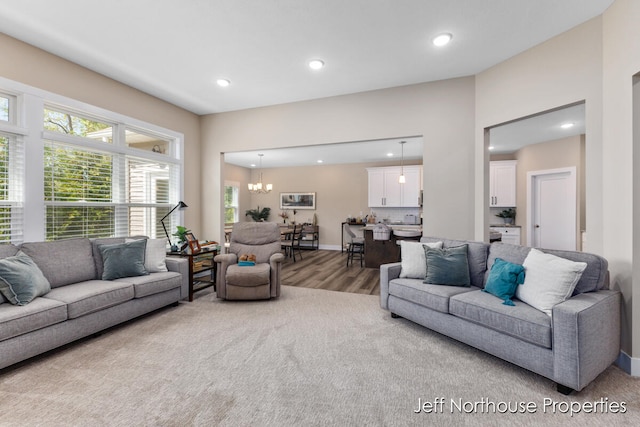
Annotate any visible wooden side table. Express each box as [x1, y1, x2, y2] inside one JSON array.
[[167, 248, 217, 301]]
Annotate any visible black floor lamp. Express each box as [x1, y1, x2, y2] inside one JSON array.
[[161, 201, 188, 250]]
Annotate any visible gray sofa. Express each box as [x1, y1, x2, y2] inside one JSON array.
[[0, 237, 189, 370], [380, 237, 621, 393]]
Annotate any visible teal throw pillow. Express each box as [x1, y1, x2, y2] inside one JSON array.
[[0, 251, 51, 305], [483, 258, 525, 306], [423, 244, 471, 287], [98, 239, 148, 280]]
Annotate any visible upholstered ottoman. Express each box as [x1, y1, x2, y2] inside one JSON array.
[[224, 263, 271, 300]]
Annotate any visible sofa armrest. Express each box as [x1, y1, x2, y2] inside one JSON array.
[[552, 290, 621, 391], [379, 262, 402, 310], [165, 257, 190, 300]]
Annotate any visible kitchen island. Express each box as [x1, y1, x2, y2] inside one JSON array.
[[363, 224, 421, 268]]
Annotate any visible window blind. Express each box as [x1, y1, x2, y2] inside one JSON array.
[[0, 134, 24, 243]]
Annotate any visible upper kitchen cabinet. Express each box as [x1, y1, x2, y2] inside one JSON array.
[[489, 160, 516, 207], [367, 165, 422, 207]]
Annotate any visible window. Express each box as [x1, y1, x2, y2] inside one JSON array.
[[0, 96, 9, 122], [224, 182, 239, 224], [0, 133, 24, 243], [44, 108, 113, 142], [0, 81, 184, 244], [0, 92, 16, 124], [43, 107, 180, 241]]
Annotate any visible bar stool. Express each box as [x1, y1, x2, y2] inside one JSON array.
[[343, 223, 365, 267]]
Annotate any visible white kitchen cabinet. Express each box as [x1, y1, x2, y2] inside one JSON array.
[[489, 160, 516, 207], [490, 226, 521, 245], [367, 165, 422, 207], [401, 166, 422, 207]]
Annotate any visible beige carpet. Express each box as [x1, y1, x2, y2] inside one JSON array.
[[0, 286, 638, 426]]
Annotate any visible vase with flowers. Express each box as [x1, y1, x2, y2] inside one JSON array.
[[278, 210, 290, 224]]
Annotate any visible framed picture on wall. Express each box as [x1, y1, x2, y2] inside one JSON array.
[[279, 192, 316, 210]]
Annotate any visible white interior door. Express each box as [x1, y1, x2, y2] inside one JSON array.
[[528, 168, 577, 250]]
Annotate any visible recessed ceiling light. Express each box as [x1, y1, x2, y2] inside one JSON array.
[[250, 163, 256, 168], [387, 152, 394, 157], [432, 33, 452, 47], [216, 79, 231, 87], [308, 59, 325, 70], [317, 159, 323, 164], [561, 122, 574, 129], [488, 146, 495, 150]]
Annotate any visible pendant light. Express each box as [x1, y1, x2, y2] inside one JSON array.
[[399, 141, 406, 184], [248, 154, 273, 193]]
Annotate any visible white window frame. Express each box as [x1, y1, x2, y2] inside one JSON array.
[[0, 76, 184, 243]]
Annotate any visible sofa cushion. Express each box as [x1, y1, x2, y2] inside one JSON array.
[[115, 271, 182, 298], [389, 278, 478, 313], [98, 239, 149, 280], [0, 251, 52, 305], [226, 263, 270, 287], [424, 244, 470, 287], [44, 280, 134, 319], [486, 242, 608, 295], [21, 238, 97, 288], [450, 290, 552, 349], [0, 245, 25, 304], [399, 240, 443, 279], [126, 237, 168, 273], [421, 237, 489, 288], [516, 248, 587, 316], [92, 237, 126, 279], [0, 297, 67, 342], [482, 258, 525, 306]]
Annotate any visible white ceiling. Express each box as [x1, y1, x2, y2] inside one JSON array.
[[0, 0, 613, 116], [0, 0, 605, 166], [224, 136, 424, 169], [489, 103, 586, 154]]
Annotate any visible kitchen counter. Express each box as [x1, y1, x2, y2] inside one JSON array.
[[364, 223, 422, 231], [363, 225, 422, 268]]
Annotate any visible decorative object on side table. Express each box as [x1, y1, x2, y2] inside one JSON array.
[[186, 232, 201, 254], [495, 208, 516, 225], [172, 225, 191, 252], [160, 201, 188, 250]]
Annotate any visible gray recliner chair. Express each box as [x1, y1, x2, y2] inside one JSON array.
[[214, 222, 285, 300]]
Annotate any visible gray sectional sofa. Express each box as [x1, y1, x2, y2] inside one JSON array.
[[0, 237, 188, 370], [380, 237, 621, 394]]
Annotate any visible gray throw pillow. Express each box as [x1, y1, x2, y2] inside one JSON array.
[[0, 251, 52, 305], [423, 244, 471, 287], [98, 239, 149, 280]]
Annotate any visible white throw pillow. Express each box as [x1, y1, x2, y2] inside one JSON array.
[[515, 248, 587, 316], [126, 238, 168, 273], [399, 240, 443, 279]]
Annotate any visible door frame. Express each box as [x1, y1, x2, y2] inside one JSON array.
[[526, 166, 577, 248]]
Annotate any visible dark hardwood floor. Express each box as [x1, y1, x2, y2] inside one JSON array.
[[281, 249, 380, 295]]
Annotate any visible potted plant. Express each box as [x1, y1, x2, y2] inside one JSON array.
[[245, 206, 271, 222], [495, 208, 516, 225], [172, 225, 191, 251]]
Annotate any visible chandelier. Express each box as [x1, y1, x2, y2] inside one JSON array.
[[248, 154, 273, 193]]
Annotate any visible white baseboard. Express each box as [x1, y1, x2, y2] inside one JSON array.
[[318, 244, 342, 251], [617, 350, 640, 376]]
